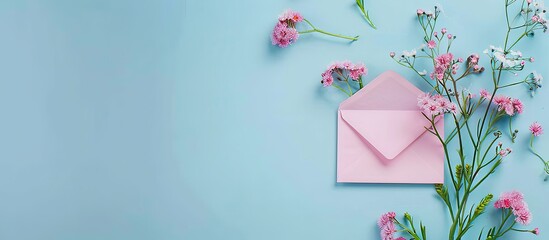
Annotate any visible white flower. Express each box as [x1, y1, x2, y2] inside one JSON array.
[[402, 49, 417, 57], [418, 70, 427, 76], [533, 71, 544, 82]]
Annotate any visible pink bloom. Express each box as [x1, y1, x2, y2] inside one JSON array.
[[378, 212, 397, 240], [530, 57, 535, 62], [417, 9, 424, 15], [493, 95, 516, 115], [427, 40, 436, 49], [321, 70, 334, 87], [447, 34, 453, 39], [434, 31, 438, 37], [533, 15, 540, 22], [278, 9, 303, 23], [533, 227, 540, 235], [390, 52, 395, 57], [512, 98, 523, 114], [458, 57, 464, 63], [441, 27, 447, 34], [348, 62, 367, 80], [431, 53, 454, 81], [530, 122, 543, 136], [494, 191, 533, 225], [271, 22, 299, 47], [469, 54, 480, 64], [480, 89, 491, 99]]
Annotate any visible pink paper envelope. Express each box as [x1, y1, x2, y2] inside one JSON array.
[[337, 70, 444, 183]]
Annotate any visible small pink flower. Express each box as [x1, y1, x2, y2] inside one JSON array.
[[530, 122, 543, 136], [533, 15, 540, 22], [321, 70, 334, 87], [434, 31, 438, 37], [417, 9, 424, 15], [494, 191, 533, 225], [458, 57, 464, 63], [390, 52, 396, 57], [512, 98, 523, 114], [480, 89, 491, 99], [378, 212, 397, 240], [499, 149, 509, 157], [530, 57, 535, 62], [271, 22, 299, 48], [278, 9, 303, 23], [427, 40, 437, 49], [447, 34, 453, 39], [441, 27, 448, 34], [528, 0, 533, 3], [533, 227, 540, 235]]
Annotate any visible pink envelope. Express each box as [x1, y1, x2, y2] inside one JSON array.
[[337, 71, 444, 183]]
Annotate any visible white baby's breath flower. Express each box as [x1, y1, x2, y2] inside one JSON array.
[[402, 49, 417, 57], [418, 70, 427, 76]]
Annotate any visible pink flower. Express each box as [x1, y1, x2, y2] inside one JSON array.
[[417, 9, 424, 15], [278, 9, 303, 23], [494, 191, 532, 225], [493, 95, 516, 116], [378, 212, 397, 240], [530, 122, 543, 136], [512, 98, 523, 114], [271, 22, 299, 47], [441, 27, 447, 34], [418, 93, 456, 117], [530, 57, 535, 62], [390, 52, 395, 57], [480, 89, 491, 99], [427, 40, 437, 49], [447, 34, 453, 39], [431, 53, 454, 81], [533, 227, 540, 235], [348, 62, 367, 80], [469, 54, 480, 65], [321, 61, 367, 87]]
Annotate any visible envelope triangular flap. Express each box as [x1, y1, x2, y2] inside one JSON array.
[[339, 71, 439, 160]]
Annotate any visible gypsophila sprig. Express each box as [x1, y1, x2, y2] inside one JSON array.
[[381, 1, 547, 239], [271, 9, 359, 48]]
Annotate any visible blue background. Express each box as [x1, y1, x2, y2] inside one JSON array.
[[0, 0, 547, 239]]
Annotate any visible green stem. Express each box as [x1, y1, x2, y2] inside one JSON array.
[[300, 19, 359, 41]]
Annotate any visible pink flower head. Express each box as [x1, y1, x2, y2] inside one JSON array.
[[469, 53, 480, 65], [390, 52, 396, 57], [533, 227, 540, 235], [271, 22, 299, 48], [447, 34, 453, 39], [321, 70, 334, 87], [441, 27, 448, 34], [418, 93, 456, 116], [321, 61, 367, 87], [492, 95, 516, 116], [530, 122, 543, 136], [427, 40, 437, 49], [530, 57, 535, 63], [417, 9, 424, 15], [512, 98, 523, 114], [480, 89, 491, 99], [348, 62, 367, 80], [378, 212, 397, 240], [278, 9, 303, 23], [532, 15, 540, 22], [431, 53, 454, 81], [494, 191, 532, 225]]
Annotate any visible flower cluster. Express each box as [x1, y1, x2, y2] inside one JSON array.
[[483, 46, 530, 69], [320, 61, 367, 96], [417, 92, 457, 117], [526, 0, 549, 32], [271, 9, 359, 48], [431, 53, 454, 81], [528, 122, 549, 176], [377, 212, 406, 240], [271, 10, 302, 48], [492, 95, 523, 116], [494, 191, 532, 225]]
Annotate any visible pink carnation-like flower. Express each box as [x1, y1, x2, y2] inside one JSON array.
[[530, 122, 543, 136], [320, 61, 367, 87], [271, 22, 299, 48], [427, 40, 437, 49], [378, 212, 397, 240], [480, 89, 491, 99], [512, 98, 523, 114], [278, 9, 303, 23], [533, 227, 540, 235], [494, 191, 532, 225]]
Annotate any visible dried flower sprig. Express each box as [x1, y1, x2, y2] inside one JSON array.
[[355, 0, 376, 29], [271, 9, 359, 48]]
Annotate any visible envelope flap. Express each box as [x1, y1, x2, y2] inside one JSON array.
[[340, 109, 433, 160]]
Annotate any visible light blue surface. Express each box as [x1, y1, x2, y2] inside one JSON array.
[[0, 0, 547, 239]]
